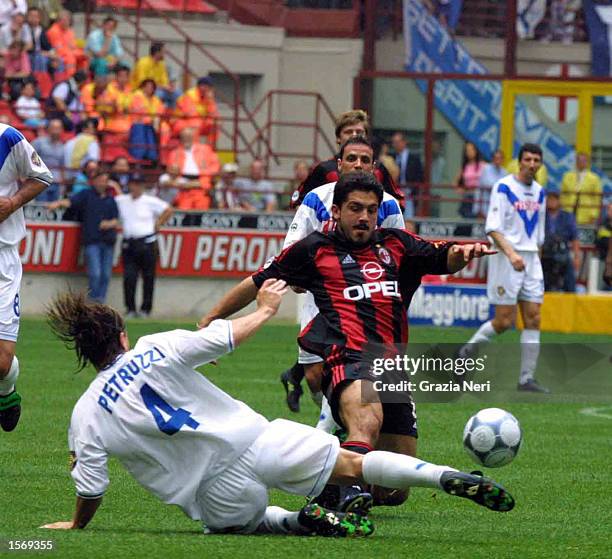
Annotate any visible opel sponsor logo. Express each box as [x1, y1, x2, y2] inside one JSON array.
[[343, 281, 400, 301], [360, 261, 384, 280]]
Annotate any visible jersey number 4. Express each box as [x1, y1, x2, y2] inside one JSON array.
[[140, 384, 200, 435]]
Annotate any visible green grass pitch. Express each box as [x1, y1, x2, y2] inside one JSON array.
[[2, 318, 612, 558]]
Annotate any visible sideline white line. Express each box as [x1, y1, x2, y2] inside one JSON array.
[[580, 406, 612, 420]]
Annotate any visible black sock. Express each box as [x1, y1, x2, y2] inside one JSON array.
[[288, 361, 305, 384]]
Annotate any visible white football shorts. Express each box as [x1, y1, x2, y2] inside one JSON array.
[[196, 418, 340, 534], [298, 291, 323, 365], [0, 245, 22, 342], [487, 251, 544, 306]]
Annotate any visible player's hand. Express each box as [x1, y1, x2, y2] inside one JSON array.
[[450, 243, 496, 262], [0, 196, 15, 223], [41, 521, 75, 530], [509, 252, 525, 271], [257, 279, 288, 316]]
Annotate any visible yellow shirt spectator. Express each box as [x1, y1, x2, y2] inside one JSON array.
[[131, 55, 168, 89], [506, 158, 548, 187], [560, 170, 602, 225]]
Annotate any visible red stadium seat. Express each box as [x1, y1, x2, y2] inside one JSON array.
[[33, 72, 53, 99]]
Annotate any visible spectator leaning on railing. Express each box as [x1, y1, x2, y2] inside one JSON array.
[[47, 170, 119, 304], [166, 127, 220, 211], [234, 159, 277, 213]]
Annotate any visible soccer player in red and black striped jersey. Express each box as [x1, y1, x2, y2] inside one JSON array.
[[203, 172, 494, 511], [290, 109, 405, 210]]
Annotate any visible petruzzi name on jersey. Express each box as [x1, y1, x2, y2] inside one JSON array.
[[98, 348, 166, 414]]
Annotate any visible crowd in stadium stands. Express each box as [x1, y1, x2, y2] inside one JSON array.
[[0, 4, 288, 214]]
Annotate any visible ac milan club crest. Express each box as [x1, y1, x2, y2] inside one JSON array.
[[377, 246, 391, 265]]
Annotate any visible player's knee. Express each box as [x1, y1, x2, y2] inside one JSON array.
[[523, 312, 540, 329], [493, 316, 513, 332]]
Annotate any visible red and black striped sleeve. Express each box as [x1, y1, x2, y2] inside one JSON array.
[[251, 235, 316, 290], [391, 229, 453, 279]]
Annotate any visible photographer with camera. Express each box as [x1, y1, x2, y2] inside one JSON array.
[[542, 191, 580, 292]]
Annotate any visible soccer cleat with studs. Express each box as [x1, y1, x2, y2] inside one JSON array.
[[440, 470, 515, 512], [0, 390, 21, 432], [297, 503, 374, 537]]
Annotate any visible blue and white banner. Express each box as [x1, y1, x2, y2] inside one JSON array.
[[409, 284, 493, 328], [403, 0, 612, 196], [583, 1, 612, 77]]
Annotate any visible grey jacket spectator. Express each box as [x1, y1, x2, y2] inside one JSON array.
[[233, 159, 277, 212]]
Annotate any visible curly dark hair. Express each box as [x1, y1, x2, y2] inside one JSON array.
[[46, 291, 125, 371]]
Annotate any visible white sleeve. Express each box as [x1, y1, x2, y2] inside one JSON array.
[[380, 196, 405, 229], [11, 134, 54, 185], [485, 182, 504, 235], [150, 196, 170, 215], [283, 197, 320, 249], [68, 422, 109, 499], [53, 82, 69, 100], [149, 320, 234, 370]]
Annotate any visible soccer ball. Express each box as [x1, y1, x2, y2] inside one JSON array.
[[463, 408, 522, 468]]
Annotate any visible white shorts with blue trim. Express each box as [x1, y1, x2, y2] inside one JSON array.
[[0, 245, 22, 342], [196, 418, 340, 534], [487, 251, 544, 305]]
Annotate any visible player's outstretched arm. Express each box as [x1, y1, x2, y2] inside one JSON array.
[[197, 276, 260, 329], [230, 279, 288, 347], [41, 496, 102, 530], [447, 242, 497, 274]]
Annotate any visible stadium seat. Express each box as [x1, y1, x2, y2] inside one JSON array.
[[33, 72, 53, 99]]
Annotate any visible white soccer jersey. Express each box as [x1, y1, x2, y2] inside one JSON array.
[[0, 124, 53, 247], [68, 320, 269, 520], [283, 181, 405, 249], [485, 174, 546, 252]]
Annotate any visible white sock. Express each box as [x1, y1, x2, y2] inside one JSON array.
[[468, 320, 497, 344], [362, 451, 455, 490], [316, 397, 339, 433], [257, 506, 304, 535], [0, 356, 19, 396], [519, 329, 540, 383]]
